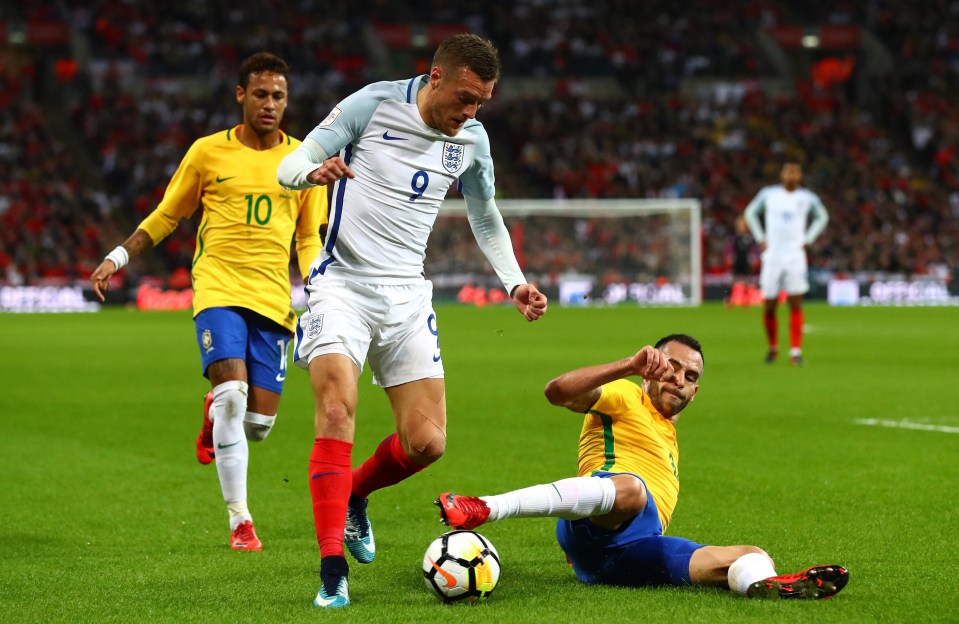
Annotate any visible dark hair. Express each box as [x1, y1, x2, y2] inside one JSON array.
[[238, 52, 290, 90], [655, 333, 704, 365], [432, 33, 500, 82]]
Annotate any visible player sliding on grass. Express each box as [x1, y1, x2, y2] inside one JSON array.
[[437, 334, 848, 599], [91, 53, 327, 552]]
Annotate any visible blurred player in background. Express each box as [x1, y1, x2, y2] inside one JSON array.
[[744, 162, 829, 365], [91, 52, 328, 551], [730, 215, 755, 285], [277, 33, 547, 608], [437, 335, 849, 599]]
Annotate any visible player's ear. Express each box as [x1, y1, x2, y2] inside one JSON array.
[[235, 84, 245, 104]]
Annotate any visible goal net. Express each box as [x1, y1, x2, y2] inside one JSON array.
[[426, 199, 702, 306]]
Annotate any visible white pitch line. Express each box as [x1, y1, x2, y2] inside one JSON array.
[[854, 419, 959, 434]]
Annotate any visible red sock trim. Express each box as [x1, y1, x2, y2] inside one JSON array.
[[790, 308, 804, 350], [309, 437, 352, 558], [764, 311, 778, 349], [351, 433, 424, 499]]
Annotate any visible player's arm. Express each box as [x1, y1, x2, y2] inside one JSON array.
[[461, 127, 547, 322], [743, 189, 767, 248], [91, 229, 156, 301], [91, 144, 203, 301], [276, 137, 353, 189], [293, 185, 328, 282], [544, 346, 675, 413], [463, 195, 547, 321], [805, 194, 829, 246], [278, 88, 388, 189]]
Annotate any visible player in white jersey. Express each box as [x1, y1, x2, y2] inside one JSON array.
[[744, 162, 829, 365], [276, 34, 548, 608]]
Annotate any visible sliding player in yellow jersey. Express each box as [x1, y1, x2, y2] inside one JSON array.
[[91, 52, 327, 551], [437, 334, 849, 600]]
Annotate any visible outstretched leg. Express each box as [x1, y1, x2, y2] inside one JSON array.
[[437, 474, 625, 530]]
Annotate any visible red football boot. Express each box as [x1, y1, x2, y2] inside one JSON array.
[[229, 520, 263, 551], [195, 391, 215, 465], [747, 565, 849, 599], [435, 492, 491, 530]]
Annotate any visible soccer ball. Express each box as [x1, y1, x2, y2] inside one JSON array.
[[422, 530, 500, 603]]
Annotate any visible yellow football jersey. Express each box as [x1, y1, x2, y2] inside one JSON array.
[[577, 379, 680, 530], [138, 126, 327, 332]]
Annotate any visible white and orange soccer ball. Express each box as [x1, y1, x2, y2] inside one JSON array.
[[422, 530, 501, 603]]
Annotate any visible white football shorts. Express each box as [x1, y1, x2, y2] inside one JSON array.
[[759, 251, 809, 299], [293, 277, 444, 387]]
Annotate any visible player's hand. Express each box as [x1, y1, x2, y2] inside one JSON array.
[[90, 260, 118, 302], [307, 156, 355, 185], [511, 284, 548, 322], [630, 346, 674, 382], [759, 241, 768, 251]]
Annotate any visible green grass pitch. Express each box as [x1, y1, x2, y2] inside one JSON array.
[[2, 303, 957, 623]]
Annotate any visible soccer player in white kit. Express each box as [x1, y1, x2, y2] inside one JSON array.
[[744, 162, 828, 365], [277, 34, 548, 608]]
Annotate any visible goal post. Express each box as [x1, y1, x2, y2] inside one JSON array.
[[429, 198, 702, 306]]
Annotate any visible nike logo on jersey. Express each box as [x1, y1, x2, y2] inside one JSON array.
[[276, 373, 286, 382], [432, 353, 442, 363], [217, 441, 241, 449], [216, 175, 237, 183], [382, 131, 408, 141]]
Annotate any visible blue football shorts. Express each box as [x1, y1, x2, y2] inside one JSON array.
[[556, 471, 705, 587], [194, 306, 292, 394]]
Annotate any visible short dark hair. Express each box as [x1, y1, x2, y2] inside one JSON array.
[[655, 333, 704, 365], [238, 52, 290, 90], [432, 33, 500, 82]]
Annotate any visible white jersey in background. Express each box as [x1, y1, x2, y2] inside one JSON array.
[[743, 185, 829, 256], [278, 75, 525, 293]]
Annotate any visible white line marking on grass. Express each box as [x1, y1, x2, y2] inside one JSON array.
[[854, 419, 959, 434]]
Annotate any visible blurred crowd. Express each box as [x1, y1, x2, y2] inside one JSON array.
[[2, 0, 957, 290]]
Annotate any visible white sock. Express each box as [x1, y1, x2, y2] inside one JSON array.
[[728, 552, 777, 595], [789, 347, 802, 357], [244, 411, 276, 441], [481, 476, 617, 521], [211, 380, 250, 526], [227, 500, 251, 531]]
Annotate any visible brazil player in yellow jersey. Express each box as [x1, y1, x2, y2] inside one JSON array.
[[91, 52, 328, 551], [437, 334, 849, 599]]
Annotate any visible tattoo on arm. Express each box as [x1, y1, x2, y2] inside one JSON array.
[[123, 229, 156, 258], [564, 388, 601, 413]]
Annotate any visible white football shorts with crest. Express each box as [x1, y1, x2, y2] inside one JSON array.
[[293, 276, 444, 387]]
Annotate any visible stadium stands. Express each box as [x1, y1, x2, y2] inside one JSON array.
[[2, 1, 956, 296]]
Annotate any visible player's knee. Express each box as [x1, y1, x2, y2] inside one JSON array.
[[316, 401, 352, 429], [212, 380, 248, 422], [244, 411, 276, 442], [400, 405, 446, 466], [612, 476, 648, 515], [406, 429, 445, 466]]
